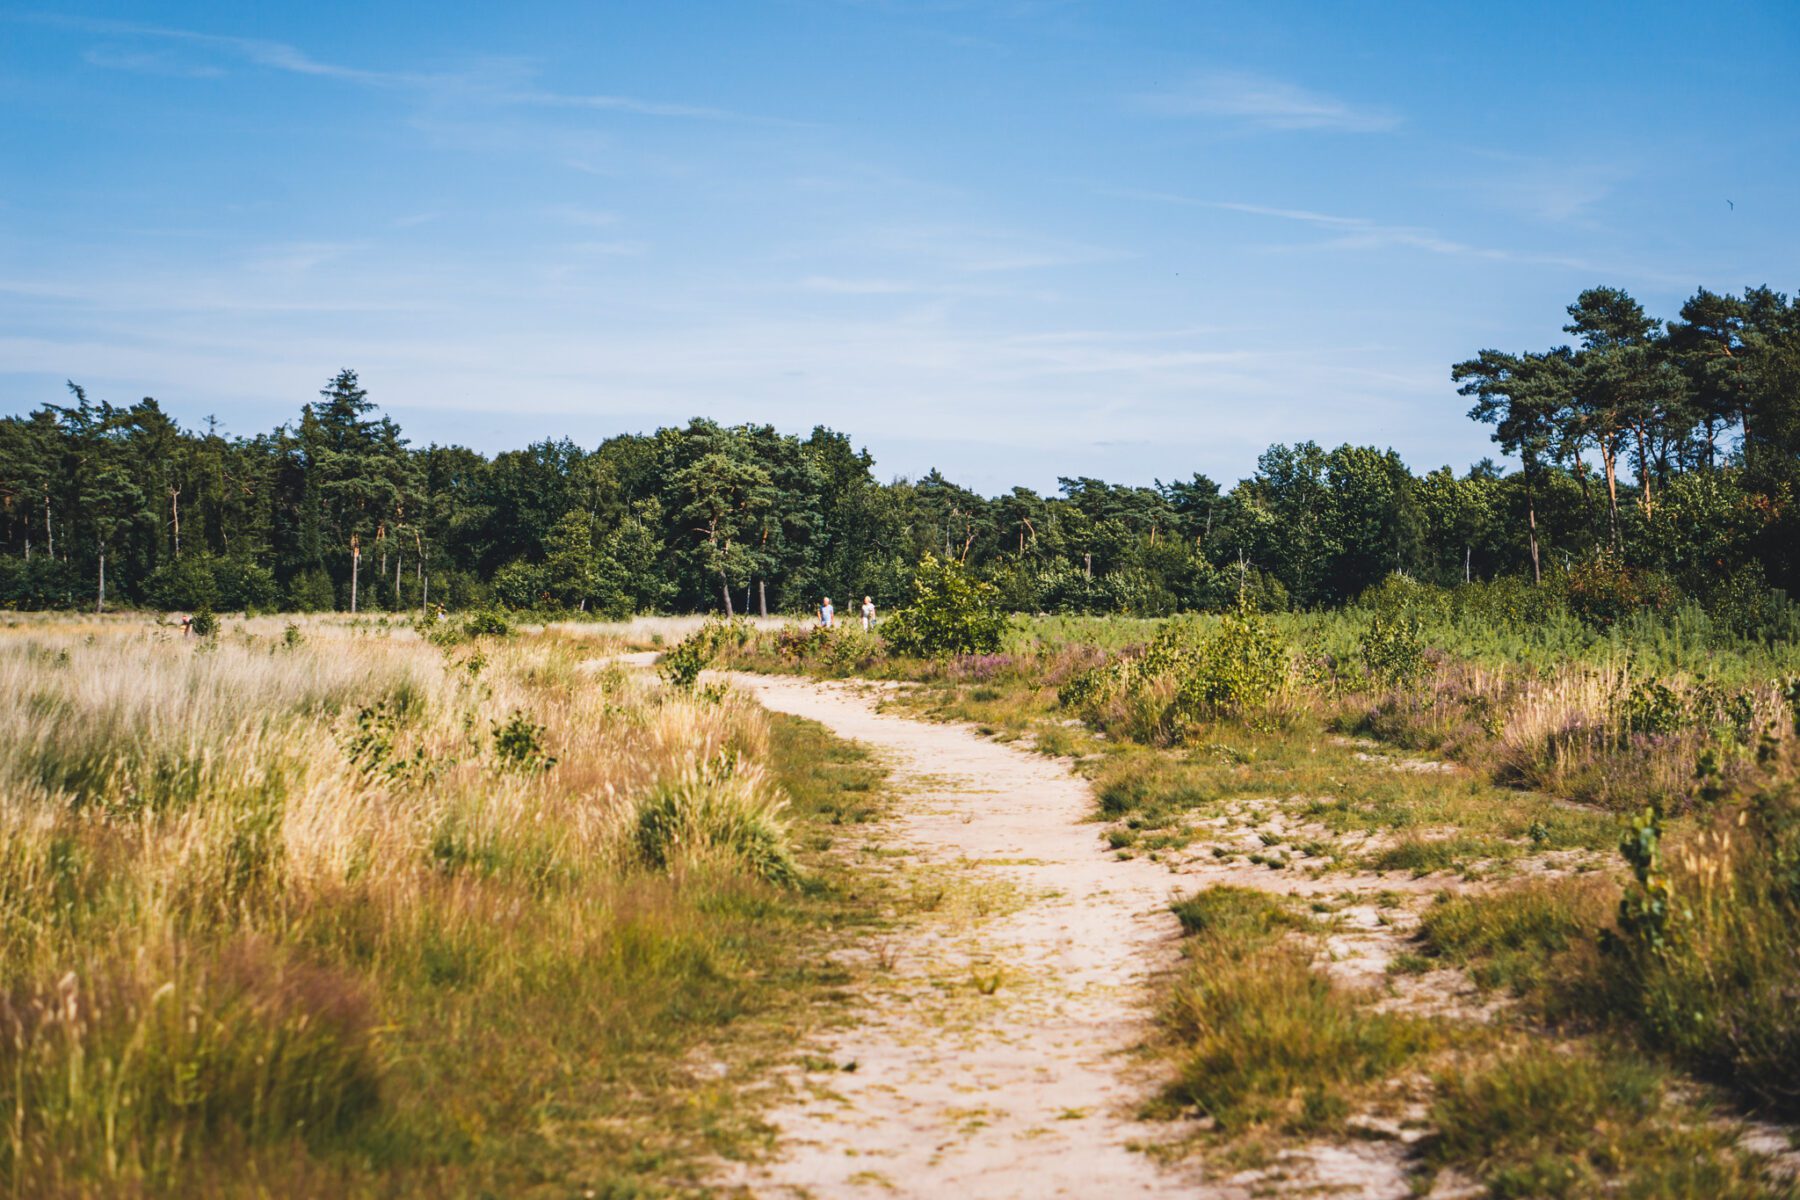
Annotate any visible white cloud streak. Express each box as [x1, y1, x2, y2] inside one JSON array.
[[1133, 70, 1400, 132], [30, 13, 775, 122]]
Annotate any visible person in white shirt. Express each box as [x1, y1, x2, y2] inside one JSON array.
[[860, 596, 875, 631], [819, 596, 835, 627]]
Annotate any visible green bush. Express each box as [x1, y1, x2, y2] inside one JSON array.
[[1168, 608, 1289, 725], [188, 606, 218, 638], [881, 553, 1008, 658], [462, 609, 511, 638], [491, 710, 555, 773], [1359, 576, 1429, 688], [143, 555, 220, 611]]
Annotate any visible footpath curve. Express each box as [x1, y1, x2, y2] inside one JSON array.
[[721, 671, 1202, 1199]]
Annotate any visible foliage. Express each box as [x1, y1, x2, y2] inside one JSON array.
[[659, 617, 747, 691], [8, 282, 1800, 622], [462, 609, 510, 638], [1357, 574, 1429, 688], [881, 553, 1008, 658], [188, 604, 217, 638]]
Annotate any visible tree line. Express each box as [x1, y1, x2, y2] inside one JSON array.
[[2, 284, 1796, 622]]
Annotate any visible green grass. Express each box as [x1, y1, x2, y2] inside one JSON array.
[[1416, 878, 1614, 996], [1424, 1043, 1787, 1199], [1156, 886, 1437, 1138]]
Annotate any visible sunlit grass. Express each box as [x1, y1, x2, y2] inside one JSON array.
[[0, 614, 890, 1197]]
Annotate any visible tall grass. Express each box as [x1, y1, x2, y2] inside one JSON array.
[[0, 615, 846, 1196]]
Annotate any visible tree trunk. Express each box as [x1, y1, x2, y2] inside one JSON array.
[[422, 574, 429, 613], [1600, 439, 1621, 552], [170, 487, 181, 558], [1524, 463, 1541, 586], [1464, 545, 1471, 584], [395, 555, 403, 608], [1634, 422, 1652, 512], [96, 546, 105, 613], [758, 579, 768, 618], [44, 488, 52, 560], [720, 575, 734, 616], [351, 548, 360, 613]]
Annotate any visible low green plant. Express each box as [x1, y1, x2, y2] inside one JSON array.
[[189, 605, 218, 638], [491, 709, 555, 772], [1423, 1043, 1773, 1199]]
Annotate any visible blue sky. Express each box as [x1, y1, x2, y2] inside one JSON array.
[[4, 1, 1798, 493]]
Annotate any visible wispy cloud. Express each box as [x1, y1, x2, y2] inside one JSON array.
[[1105, 186, 1677, 278], [82, 45, 224, 79], [32, 13, 776, 123], [1133, 70, 1399, 133]]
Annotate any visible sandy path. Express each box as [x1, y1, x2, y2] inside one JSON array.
[[720, 672, 1204, 1199]]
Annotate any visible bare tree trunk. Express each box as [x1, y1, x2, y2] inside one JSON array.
[[351, 547, 360, 614], [395, 555, 403, 609], [1601, 440, 1622, 552], [758, 579, 768, 618], [44, 487, 52, 560], [422, 574, 429, 614], [96, 546, 105, 614], [1634, 422, 1652, 512], [1464, 545, 1471, 584], [171, 487, 181, 558], [720, 575, 735, 616], [1528, 505, 1540, 585], [1524, 463, 1541, 586]]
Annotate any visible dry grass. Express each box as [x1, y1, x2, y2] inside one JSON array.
[[0, 613, 885, 1197]]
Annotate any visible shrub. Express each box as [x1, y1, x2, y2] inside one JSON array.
[[1168, 608, 1290, 725], [143, 554, 220, 611], [1360, 579, 1429, 689], [881, 553, 1008, 658], [188, 605, 218, 638], [491, 710, 556, 773], [462, 609, 511, 638]]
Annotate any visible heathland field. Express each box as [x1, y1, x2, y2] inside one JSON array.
[[0, 612, 890, 1197], [6, 594, 1800, 1198]]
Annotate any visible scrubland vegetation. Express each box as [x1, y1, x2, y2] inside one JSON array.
[[703, 559, 1800, 1195], [0, 613, 888, 1197]]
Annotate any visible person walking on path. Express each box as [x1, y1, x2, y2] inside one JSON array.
[[860, 596, 876, 631], [819, 596, 835, 628]]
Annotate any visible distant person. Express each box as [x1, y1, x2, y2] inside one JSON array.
[[819, 596, 835, 628], [860, 596, 876, 631], [176, 613, 192, 636]]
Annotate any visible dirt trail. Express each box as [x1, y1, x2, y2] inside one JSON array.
[[721, 672, 1204, 1199]]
